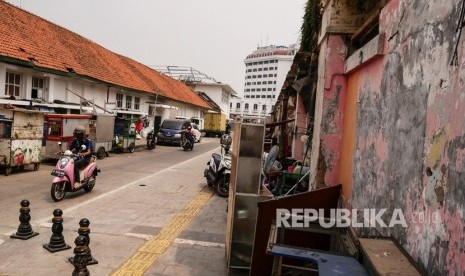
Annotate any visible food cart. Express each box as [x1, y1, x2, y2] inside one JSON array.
[[0, 108, 44, 176], [88, 114, 115, 159], [44, 114, 91, 159], [113, 117, 136, 153]]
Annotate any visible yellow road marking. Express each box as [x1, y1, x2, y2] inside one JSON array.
[[112, 187, 213, 276]]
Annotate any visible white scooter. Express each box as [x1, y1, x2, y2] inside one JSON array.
[[204, 135, 231, 197]]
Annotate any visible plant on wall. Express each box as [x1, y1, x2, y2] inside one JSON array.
[[300, 0, 322, 51]]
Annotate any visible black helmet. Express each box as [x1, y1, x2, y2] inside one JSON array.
[[73, 125, 86, 140]]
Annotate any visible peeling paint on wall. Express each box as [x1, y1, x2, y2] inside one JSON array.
[[347, 0, 465, 274]]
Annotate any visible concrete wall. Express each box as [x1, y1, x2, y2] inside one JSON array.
[[309, 35, 348, 188], [343, 0, 465, 274]]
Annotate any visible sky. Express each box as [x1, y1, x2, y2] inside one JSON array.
[[5, 0, 307, 96]]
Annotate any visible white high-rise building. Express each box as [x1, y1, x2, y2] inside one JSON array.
[[230, 44, 297, 120]]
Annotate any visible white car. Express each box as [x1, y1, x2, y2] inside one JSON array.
[[191, 123, 202, 143]]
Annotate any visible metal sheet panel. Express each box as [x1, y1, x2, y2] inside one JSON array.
[[0, 139, 11, 166], [44, 140, 70, 159], [63, 118, 90, 137], [11, 112, 44, 139], [95, 115, 115, 141], [10, 139, 42, 165], [236, 157, 262, 194]]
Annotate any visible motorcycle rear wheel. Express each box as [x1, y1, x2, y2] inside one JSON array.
[[84, 176, 95, 192], [147, 139, 156, 150], [51, 181, 67, 202], [216, 174, 230, 197]]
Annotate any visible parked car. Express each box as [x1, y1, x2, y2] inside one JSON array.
[[191, 123, 202, 143], [157, 119, 191, 145]]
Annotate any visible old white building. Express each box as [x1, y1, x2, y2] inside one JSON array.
[[230, 45, 297, 120]]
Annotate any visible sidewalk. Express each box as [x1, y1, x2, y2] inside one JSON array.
[[0, 146, 235, 276]]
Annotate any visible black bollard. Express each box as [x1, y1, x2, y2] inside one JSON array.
[[69, 218, 98, 265], [10, 199, 39, 240], [43, 209, 71, 252], [72, 235, 90, 276]]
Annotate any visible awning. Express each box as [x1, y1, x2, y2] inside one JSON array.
[[116, 110, 147, 116], [265, 118, 295, 128], [0, 99, 94, 111], [149, 103, 178, 109]]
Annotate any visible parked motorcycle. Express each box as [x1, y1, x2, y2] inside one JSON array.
[[204, 141, 231, 197], [180, 131, 195, 151], [146, 130, 157, 150], [50, 143, 100, 202]]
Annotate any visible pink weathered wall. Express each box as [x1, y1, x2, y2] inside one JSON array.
[[292, 94, 306, 161], [316, 35, 348, 186], [348, 0, 465, 274]]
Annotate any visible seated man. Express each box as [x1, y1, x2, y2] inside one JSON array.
[[69, 125, 93, 188], [184, 126, 196, 144]]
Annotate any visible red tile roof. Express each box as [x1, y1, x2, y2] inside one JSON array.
[[0, 1, 211, 109]]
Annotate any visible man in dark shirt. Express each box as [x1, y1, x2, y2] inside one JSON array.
[[69, 125, 93, 187]]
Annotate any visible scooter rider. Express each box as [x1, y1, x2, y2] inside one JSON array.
[[184, 126, 195, 145], [70, 125, 93, 188]]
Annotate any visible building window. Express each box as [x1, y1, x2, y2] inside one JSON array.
[[274, 74, 277, 77], [252, 75, 256, 79], [267, 95, 272, 98], [268, 74, 273, 77], [230, 102, 232, 108], [245, 95, 250, 98], [222, 91, 229, 103], [264, 68, 268, 71], [116, 93, 123, 108], [267, 88, 272, 91], [259, 61, 263, 64], [275, 67, 278, 70], [261, 95, 266, 98], [262, 105, 267, 111], [251, 89, 256, 92], [269, 67, 274, 70], [126, 95, 132, 109], [5, 72, 21, 97], [273, 95, 276, 98], [274, 81, 276, 84], [31, 77, 45, 99], [253, 68, 257, 72], [258, 75, 262, 78], [251, 95, 255, 98], [264, 61, 269, 64], [258, 68, 262, 71], [253, 104, 258, 110], [236, 103, 240, 108], [134, 97, 140, 110], [245, 103, 249, 109]]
